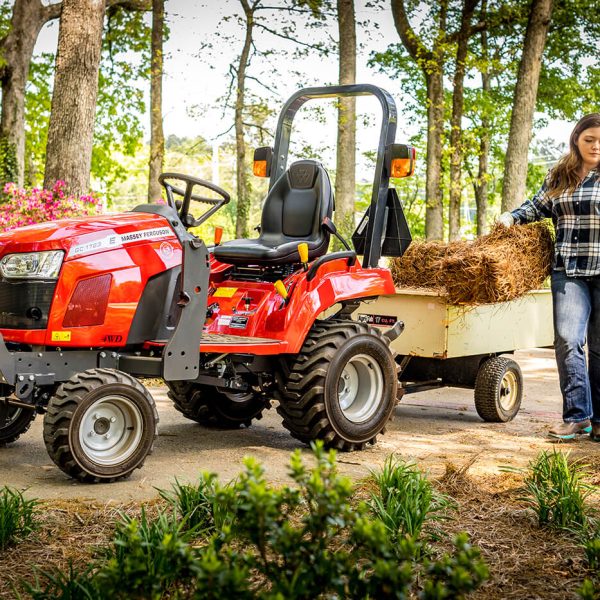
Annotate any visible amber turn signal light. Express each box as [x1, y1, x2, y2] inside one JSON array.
[[391, 156, 415, 178], [253, 160, 268, 177]]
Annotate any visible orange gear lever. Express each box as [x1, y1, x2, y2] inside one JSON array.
[[214, 226, 223, 246]]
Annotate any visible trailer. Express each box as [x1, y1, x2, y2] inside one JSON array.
[[355, 288, 553, 422]]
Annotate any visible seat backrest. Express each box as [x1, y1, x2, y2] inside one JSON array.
[[259, 159, 333, 251]]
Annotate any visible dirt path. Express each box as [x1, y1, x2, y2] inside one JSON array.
[[2, 348, 599, 502]]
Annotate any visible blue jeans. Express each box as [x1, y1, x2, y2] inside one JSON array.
[[552, 269, 600, 424]]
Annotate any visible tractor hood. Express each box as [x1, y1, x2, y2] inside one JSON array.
[[0, 212, 178, 260]]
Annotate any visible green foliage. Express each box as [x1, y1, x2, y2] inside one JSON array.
[[420, 533, 490, 600], [0, 136, 18, 187], [369, 455, 455, 549], [24, 446, 489, 599], [159, 472, 232, 533], [24, 54, 53, 187], [583, 535, 600, 571], [23, 564, 100, 600], [0, 487, 37, 550], [95, 508, 198, 600], [579, 578, 600, 600], [521, 449, 595, 530], [24, 6, 151, 193]]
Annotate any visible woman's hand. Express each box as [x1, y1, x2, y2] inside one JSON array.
[[498, 212, 515, 227]]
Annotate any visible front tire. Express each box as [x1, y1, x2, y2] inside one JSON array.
[[277, 320, 398, 451], [167, 382, 268, 428], [474, 356, 522, 422], [43, 369, 158, 482], [0, 402, 36, 445]]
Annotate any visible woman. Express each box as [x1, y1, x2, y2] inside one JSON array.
[[499, 113, 600, 441]]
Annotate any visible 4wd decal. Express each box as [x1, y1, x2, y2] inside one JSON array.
[[67, 227, 174, 258], [357, 313, 397, 327], [102, 334, 123, 343]]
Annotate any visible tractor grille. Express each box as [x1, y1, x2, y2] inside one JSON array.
[[0, 279, 57, 329]]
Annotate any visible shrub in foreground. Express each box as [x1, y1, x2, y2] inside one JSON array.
[[24, 444, 489, 599]]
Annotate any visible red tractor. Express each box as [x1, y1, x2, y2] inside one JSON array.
[[0, 85, 414, 482]]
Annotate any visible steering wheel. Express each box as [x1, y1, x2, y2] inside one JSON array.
[[158, 172, 230, 228]]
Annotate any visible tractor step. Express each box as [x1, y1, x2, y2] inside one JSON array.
[[146, 333, 288, 355]]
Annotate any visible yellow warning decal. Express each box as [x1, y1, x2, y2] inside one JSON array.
[[212, 287, 237, 298], [51, 331, 71, 342]]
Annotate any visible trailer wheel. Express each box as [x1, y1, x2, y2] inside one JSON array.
[[277, 320, 398, 451], [167, 382, 267, 428], [43, 369, 158, 483], [474, 357, 522, 422], [0, 402, 36, 445]]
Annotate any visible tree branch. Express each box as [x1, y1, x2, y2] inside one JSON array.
[[390, 0, 431, 62], [254, 21, 325, 50]]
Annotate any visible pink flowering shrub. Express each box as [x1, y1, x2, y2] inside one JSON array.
[[0, 181, 102, 230]]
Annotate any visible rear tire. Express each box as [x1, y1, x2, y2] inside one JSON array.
[[277, 320, 398, 451], [474, 356, 522, 422], [43, 369, 158, 483], [167, 382, 267, 428], [0, 402, 36, 445]]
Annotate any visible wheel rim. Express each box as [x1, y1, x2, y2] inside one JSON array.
[[0, 405, 25, 429], [337, 353, 384, 423], [217, 388, 254, 403], [499, 370, 519, 412], [78, 395, 143, 466]]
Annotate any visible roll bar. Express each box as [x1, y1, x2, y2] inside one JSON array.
[[269, 84, 398, 268]]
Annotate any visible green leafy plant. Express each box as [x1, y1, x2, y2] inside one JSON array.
[[584, 536, 600, 571], [23, 563, 100, 600], [0, 486, 37, 550], [420, 533, 490, 600], [521, 449, 595, 530], [369, 455, 455, 549], [159, 472, 231, 533], [578, 578, 600, 600], [95, 508, 198, 600]]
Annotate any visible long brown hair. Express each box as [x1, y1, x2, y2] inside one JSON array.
[[546, 113, 600, 197]]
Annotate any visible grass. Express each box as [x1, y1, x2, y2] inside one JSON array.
[[520, 449, 596, 531], [368, 455, 455, 547], [159, 472, 232, 533], [0, 487, 37, 550]]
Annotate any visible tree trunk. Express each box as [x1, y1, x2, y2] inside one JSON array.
[[448, 0, 478, 241], [475, 4, 490, 237], [424, 71, 444, 240], [501, 0, 553, 211], [0, 0, 60, 187], [44, 0, 106, 196], [392, 0, 447, 240], [234, 0, 254, 238], [147, 0, 164, 203], [334, 0, 356, 249]]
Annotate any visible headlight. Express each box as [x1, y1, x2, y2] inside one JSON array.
[[0, 250, 65, 279]]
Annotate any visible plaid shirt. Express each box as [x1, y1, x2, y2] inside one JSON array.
[[511, 168, 600, 277]]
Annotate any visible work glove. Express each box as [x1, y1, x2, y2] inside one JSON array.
[[498, 212, 515, 227]]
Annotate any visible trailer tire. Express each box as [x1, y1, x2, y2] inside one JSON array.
[[0, 403, 36, 445], [167, 382, 267, 428], [43, 369, 158, 483], [474, 356, 522, 422], [277, 320, 398, 451]]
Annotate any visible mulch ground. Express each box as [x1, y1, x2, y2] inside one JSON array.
[[0, 466, 597, 599]]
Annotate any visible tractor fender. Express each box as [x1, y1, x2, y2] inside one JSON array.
[[266, 261, 395, 355]]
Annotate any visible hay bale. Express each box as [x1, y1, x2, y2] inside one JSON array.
[[389, 222, 553, 304]]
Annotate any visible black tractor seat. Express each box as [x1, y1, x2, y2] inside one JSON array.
[[213, 159, 333, 266]]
